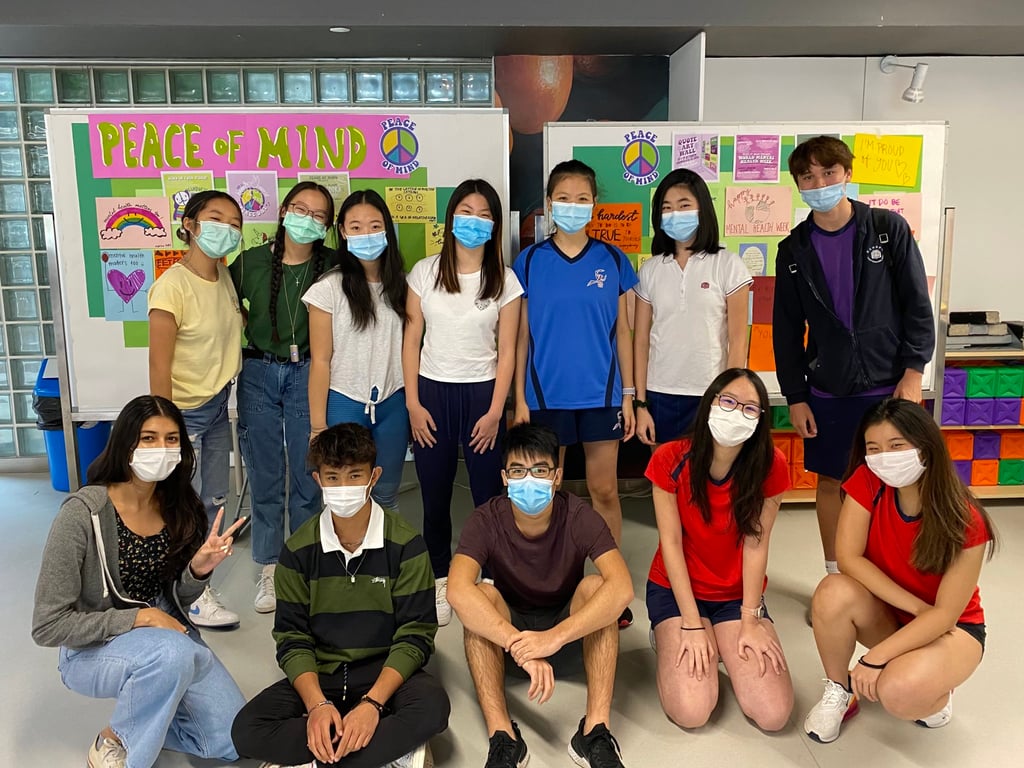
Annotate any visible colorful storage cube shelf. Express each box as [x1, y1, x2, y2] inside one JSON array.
[[971, 459, 1000, 486], [995, 367, 1024, 398], [966, 368, 998, 399], [998, 459, 1024, 485], [973, 432, 1001, 460]]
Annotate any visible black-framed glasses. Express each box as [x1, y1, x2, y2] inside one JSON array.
[[715, 393, 763, 420], [505, 464, 555, 480], [288, 202, 330, 224]]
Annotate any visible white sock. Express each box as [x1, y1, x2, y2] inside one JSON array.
[[825, 560, 840, 575]]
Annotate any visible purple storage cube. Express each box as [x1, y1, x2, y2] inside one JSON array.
[[965, 399, 996, 426], [944, 368, 968, 399], [953, 460, 973, 486], [940, 398, 966, 426], [973, 431, 1002, 460], [994, 398, 1022, 426]]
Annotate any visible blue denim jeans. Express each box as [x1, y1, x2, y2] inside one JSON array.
[[181, 384, 232, 530], [237, 356, 321, 564], [326, 388, 409, 510], [57, 625, 245, 768]]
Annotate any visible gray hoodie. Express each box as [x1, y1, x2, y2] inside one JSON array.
[[32, 485, 209, 649]]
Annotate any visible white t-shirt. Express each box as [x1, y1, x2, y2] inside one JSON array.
[[302, 272, 405, 408], [407, 254, 523, 383], [636, 250, 752, 396]]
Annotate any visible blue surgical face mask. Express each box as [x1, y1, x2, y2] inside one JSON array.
[[800, 181, 846, 213], [194, 220, 241, 259], [346, 231, 388, 261], [283, 211, 327, 244], [661, 210, 700, 243], [550, 201, 594, 234], [451, 215, 494, 249], [506, 476, 555, 516]]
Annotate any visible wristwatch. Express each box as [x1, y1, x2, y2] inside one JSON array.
[[740, 602, 765, 619], [633, 398, 649, 409]]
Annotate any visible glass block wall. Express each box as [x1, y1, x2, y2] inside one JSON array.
[[0, 60, 492, 460]]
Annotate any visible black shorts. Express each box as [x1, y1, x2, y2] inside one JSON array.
[[956, 622, 987, 652], [505, 600, 583, 674], [647, 391, 701, 443], [531, 407, 623, 444], [645, 580, 773, 628], [803, 391, 892, 479]]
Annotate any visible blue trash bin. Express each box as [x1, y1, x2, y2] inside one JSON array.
[[33, 359, 111, 492]]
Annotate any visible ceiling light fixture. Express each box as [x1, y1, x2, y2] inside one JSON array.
[[880, 55, 929, 103], [329, 26, 351, 33]]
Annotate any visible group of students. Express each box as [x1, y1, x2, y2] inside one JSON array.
[[30, 135, 996, 768]]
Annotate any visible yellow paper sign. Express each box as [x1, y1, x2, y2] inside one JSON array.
[[426, 222, 445, 255], [851, 134, 922, 188], [386, 186, 437, 223]]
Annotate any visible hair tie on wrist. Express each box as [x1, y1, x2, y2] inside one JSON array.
[[680, 626, 706, 631], [857, 655, 887, 670]]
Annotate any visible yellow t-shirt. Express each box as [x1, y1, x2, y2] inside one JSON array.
[[147, 262, 242, 410]]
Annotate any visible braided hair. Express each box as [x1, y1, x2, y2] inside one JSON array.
[[268, 182, 335, 344]]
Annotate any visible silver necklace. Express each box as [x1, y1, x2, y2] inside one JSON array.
[[336, 550, 366, 584]]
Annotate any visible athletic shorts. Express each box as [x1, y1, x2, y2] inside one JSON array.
[[531, 406, 623, 444], [803, 391, 892, 480], [647, 391, 701, 443], [646, 580, 773, 628]]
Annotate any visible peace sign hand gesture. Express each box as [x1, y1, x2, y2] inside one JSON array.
[[189, 509, 246, 579]]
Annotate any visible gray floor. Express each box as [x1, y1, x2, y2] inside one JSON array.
[[4, 465, 1022, 767]]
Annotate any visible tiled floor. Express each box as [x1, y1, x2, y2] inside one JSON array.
[[4, 467, 1021, 766]]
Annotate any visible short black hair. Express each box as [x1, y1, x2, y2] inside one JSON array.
[[502, 423, 559, 467], [546, 159, 598, 199], [308, 423, 376, 470]]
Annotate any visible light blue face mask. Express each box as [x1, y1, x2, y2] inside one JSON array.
[[451, 215, 494, 249], [661, 210, 700, 243], [506, 476, 555, 516], [283, 211, 327, 244], [550, 201, 594, 234], [346, 231, 388, 261], [194, 220, 241, 259], [800, 181, 846, 213]]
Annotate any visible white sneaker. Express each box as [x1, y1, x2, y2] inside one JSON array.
[[255, 564, 277, 613], [435, 577, 451, 627], [386, 742, 433, 768], [189, 586, 240, 628], [257, 762, 315, 768], [916, 692, 953, 728], [88, 734, 126, 768], [804, 679, 859, 743]]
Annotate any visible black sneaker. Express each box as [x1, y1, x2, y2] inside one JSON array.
[[617, 607, 633, 629], [485, 720, 529, 768], [569, 717, 624, 768]]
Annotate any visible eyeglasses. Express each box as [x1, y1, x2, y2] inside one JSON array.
[[715, 394, 764, 420], [505, 464, 555, 480], [288, 202, 330, 225]]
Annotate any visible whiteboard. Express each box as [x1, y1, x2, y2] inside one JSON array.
[[544, 121, 948, 398], [47, 107, 510, 419]]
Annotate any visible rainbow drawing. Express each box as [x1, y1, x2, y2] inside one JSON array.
[[105, 206, 164, 232], [95, 197, 173, 249]]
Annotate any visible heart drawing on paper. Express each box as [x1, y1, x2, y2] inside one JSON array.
[[108, 268, 146, 303]]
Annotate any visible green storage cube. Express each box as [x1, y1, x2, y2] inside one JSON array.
[[998, 459, 1024, 485], [996, 367, 1024, 398], [966, 367, 998, 399], [771, 405, 792, 429]]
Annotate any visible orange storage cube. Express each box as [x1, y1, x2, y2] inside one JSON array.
[[970, 459, 1000, 487], [791, 463, 818, 490], [1020, 399, 1024, 425], [943, 431, 974, 461], [772, 433, 793, 464], [791, 436, 805, 464], [1000, 431, 1024, 460]]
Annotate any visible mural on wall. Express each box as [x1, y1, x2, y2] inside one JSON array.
[[494, 54, 669, 247]]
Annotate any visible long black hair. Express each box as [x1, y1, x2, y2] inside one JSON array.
[[435, 178, 505, 301], [87, 395, 206, 580], [268, 182, 335, 344], [650, 169, 722, 257], [331, 189, 407, 331], [685, 368, 774, 541]]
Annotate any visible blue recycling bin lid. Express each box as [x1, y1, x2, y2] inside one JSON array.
[[35, 358, 60, 399]]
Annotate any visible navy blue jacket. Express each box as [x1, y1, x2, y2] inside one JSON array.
[[772, 200, 935, 405]]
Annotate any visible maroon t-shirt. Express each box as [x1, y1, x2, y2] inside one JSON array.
[[455, 491, 618, 611]]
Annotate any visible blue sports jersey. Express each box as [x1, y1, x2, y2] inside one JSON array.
[[513, 237, 639, 410]]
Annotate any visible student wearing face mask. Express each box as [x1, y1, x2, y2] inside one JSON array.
[[772, 136, 935, 581], [403, 179, 522, 627], [804, 398, 996, 744], [148, 190, 244, 629], [231, 423, 448, 768], [635, 169, 752, 448], [304, 190, 409, 513], [447, 423, 634, 768], [644, 368, 793, 732], [32, 395, 247, 768], [230, 182, 337, 614]]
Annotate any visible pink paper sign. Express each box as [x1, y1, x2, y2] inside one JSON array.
[[724, 187, 793, 238]]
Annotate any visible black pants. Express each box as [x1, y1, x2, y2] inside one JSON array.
[[232, 658, 450, 767]]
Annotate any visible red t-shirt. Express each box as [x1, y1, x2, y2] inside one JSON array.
[[646, 439, 791, 601], [842, 464, 990, 625]]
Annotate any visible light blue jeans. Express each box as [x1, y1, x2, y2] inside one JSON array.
[[326, 388, 409, 510], [237, 356, 321, 564], [181, 384, 232, 530], [57, 625, 244, 768]]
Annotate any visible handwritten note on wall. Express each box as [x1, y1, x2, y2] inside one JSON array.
[[586, 203, 642, 254], [724, 187, 792, 238], [851, 134, 923, 188]]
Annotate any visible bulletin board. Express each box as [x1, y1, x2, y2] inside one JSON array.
[[46, 107, 510, 418], [544, 121, 948, 398]]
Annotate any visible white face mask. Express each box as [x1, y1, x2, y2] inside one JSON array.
[[707, 408, 758, 447], [865, 449, 926, 488], [322, 483, 371, 519], [130, 447, 181, 482]]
